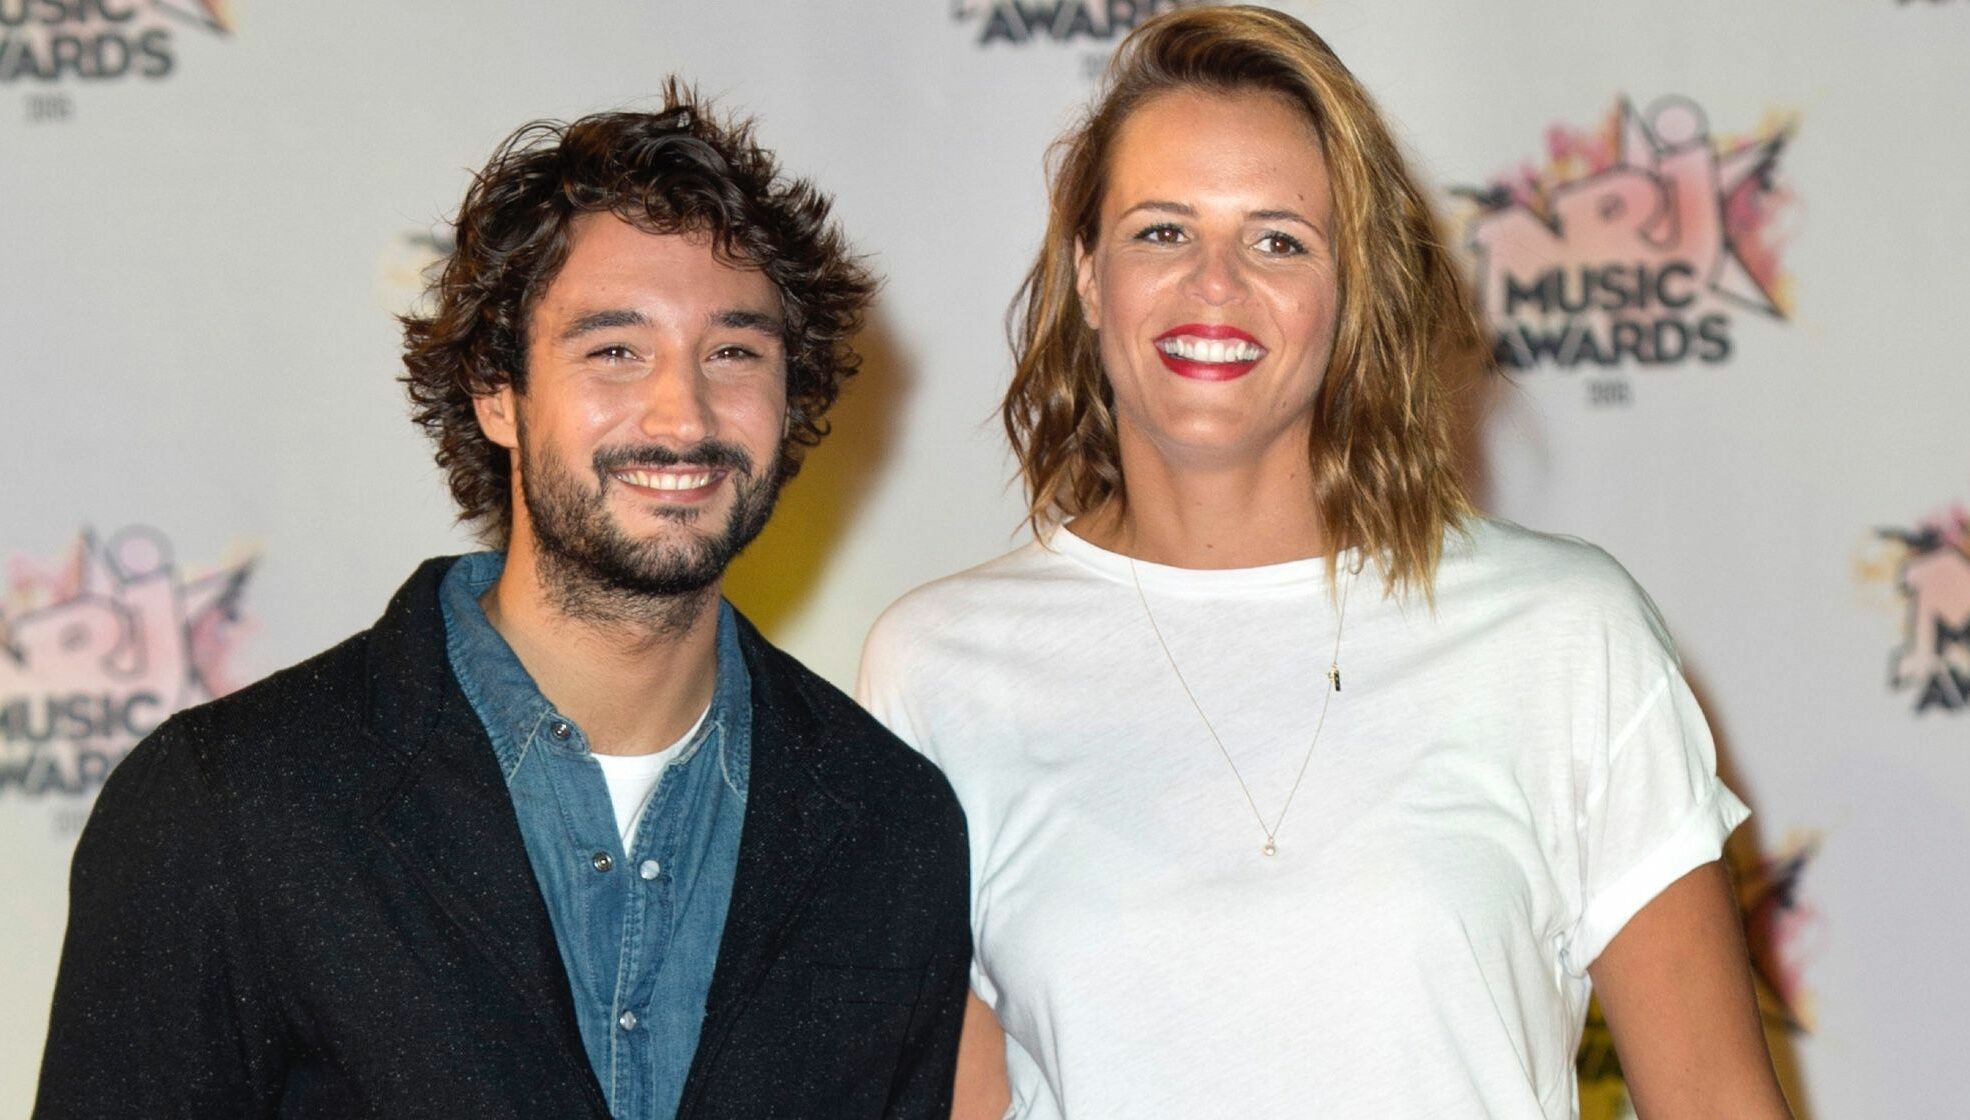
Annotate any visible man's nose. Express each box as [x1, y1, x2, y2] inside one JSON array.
[[638, 352, 714, 445]]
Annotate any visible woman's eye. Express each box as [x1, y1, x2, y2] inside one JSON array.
[[1254, 231, 1308, 256], [1133, 223, 1186, 245]]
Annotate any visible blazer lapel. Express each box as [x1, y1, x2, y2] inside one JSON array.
[[359, 560, 608, 1114], [685, 622, 859, 1090], [372, 692, 583, 1040]]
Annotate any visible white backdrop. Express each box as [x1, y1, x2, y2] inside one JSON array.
[[4, 2, 1966, 1115]]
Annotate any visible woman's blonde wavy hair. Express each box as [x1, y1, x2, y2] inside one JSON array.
[[1003, 4, 1484, 597]]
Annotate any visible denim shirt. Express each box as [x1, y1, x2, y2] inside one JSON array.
[[439, 553, 750, 1120]]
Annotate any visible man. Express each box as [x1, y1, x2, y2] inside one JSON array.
[[36, 89, 970, 1119]]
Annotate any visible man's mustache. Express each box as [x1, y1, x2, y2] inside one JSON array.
[[593, 440, 755, 478]]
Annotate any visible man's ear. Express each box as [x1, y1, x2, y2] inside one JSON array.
[[473, 384, 520, 451], [1073, 238, 1100, 331]]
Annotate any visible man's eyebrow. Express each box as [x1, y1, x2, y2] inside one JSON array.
[[557, 308, 647, 344], [713, 308, 785, 335]]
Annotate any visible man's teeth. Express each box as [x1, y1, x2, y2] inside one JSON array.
[[1157, 336, 1265, 363], [617, 470, 716, 491]]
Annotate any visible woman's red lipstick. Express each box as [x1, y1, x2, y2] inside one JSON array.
[[1153, 324, 1265, 381]]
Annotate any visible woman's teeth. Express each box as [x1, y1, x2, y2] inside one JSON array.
[[1156, 337, 1265, 363]]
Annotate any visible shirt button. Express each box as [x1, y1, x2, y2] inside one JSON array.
[[639, 860, 661, 881], [549, 720, 572, 740], [590, 851, 613, 873], [618, 1010, 638, 1031]]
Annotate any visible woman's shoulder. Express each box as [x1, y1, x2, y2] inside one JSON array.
[[872, 536, 1058, 624], [861, 537, 1076, 675], [857, 537, 1099, 755], [1450, 514, 1619, 572], [1442, 517, 1677, 651]]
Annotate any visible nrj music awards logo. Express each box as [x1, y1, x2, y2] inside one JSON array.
[[0, 0, 233, 84], [1460, 96, 1797, 395], [1875, 504, 1970, 714], [952, 0, 1193, 47], [0, 528, 254, 807]]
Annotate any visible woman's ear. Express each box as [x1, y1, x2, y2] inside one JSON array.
[[1074, 238, 1101, 331]]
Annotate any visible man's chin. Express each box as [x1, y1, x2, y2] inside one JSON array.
[[574, 542, 728, 600], [611, 507, 736, 555], [610, 489, 729, 528]]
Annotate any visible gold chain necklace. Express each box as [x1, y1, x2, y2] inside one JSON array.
[[1128, 556, 1353, 858]]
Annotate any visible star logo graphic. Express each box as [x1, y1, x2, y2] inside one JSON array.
[[1876, 505, 1970, 713], [151, 0, 233, 36], [1739, 837, 1822, 1032]]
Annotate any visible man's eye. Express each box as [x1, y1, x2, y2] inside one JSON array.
[[710, 345, 760, 362], [588, 345, 637, 362], [1133, 223, 1185, 245], [1255, 231, 1308, 256]]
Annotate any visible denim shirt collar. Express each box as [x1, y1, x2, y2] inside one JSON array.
[[438, 551, 751, 796]]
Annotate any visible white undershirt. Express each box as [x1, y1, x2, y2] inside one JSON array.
[[856, 517, 1748, 1119], [592, 702, 710, 849]]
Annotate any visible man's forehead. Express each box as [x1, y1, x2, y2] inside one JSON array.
[[538, 213, 783, 318], [564, 210, 768, 273]]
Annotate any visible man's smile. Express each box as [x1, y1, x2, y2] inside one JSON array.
[[612, 467, 725, 494]]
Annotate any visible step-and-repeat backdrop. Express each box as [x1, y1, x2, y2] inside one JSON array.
[[2, 2, 1963, 1115]]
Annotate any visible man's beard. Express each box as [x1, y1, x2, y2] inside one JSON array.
[[518, 419, 783, 630]]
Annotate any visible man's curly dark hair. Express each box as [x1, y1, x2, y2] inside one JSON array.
[[401, 84, 877, 546]]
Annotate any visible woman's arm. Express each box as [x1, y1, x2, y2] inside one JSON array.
[[951, 992, 1012, 1120], [1589, 860, 1792, 1119]]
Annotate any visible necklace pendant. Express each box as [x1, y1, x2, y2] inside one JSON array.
[[1262, 838, 1277, 857]]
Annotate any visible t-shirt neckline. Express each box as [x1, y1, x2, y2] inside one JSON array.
[[1046, 524, 1361, 596]]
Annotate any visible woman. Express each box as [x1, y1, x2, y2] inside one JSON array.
[[859, 6, 1791, 1117]]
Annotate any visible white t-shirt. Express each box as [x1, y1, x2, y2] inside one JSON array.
[[592, 702, 709, 848], [856, 517, 1748, 1119]]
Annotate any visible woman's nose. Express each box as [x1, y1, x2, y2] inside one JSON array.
[[1185, 240, 1250, 305]]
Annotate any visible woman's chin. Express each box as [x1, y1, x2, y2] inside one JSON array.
[[1128, 414, 1312, 474], [1140, 437, 1302, 477]]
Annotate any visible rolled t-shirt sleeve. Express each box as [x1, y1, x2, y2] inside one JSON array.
[[1561, 662, 1751, 975]]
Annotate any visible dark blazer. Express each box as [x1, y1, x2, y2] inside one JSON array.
[[35, 558, 970, 1119]]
